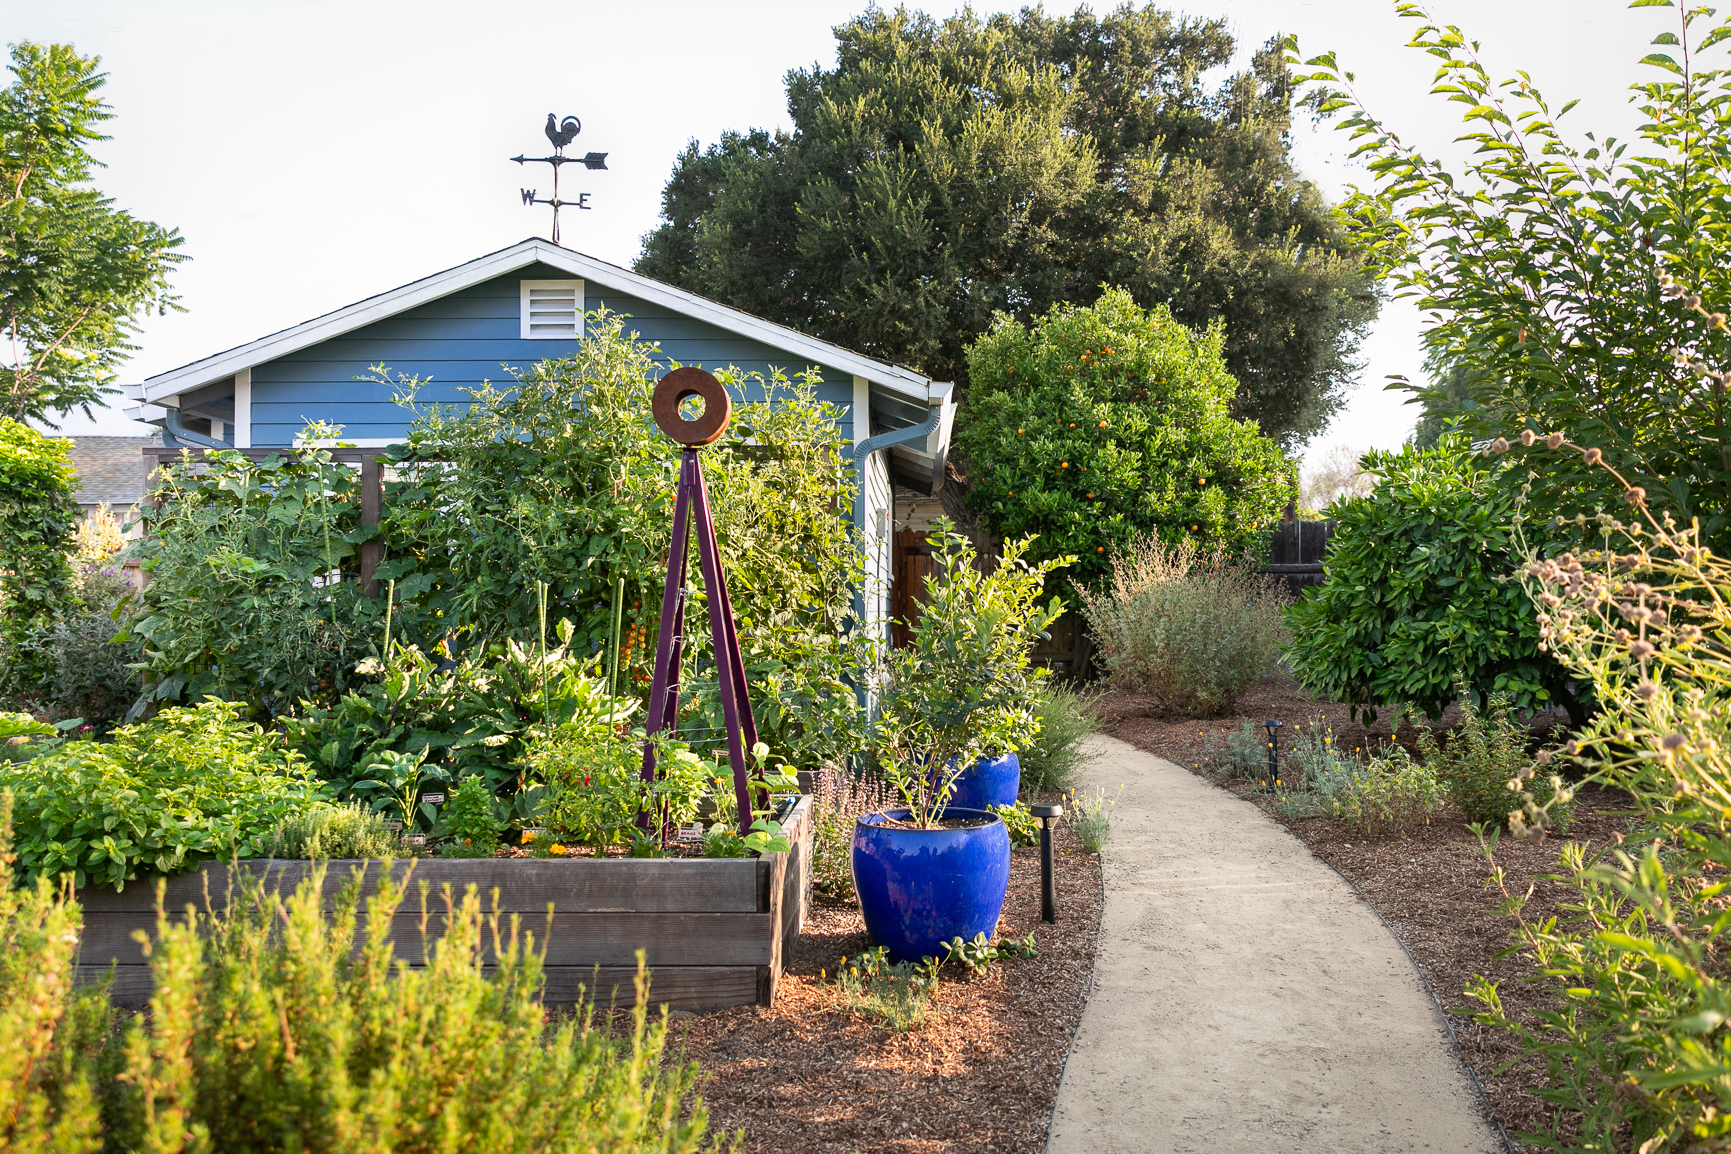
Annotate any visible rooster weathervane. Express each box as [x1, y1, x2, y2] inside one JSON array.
[[512, 114, 608, 245]]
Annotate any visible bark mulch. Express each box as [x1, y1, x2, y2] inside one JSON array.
[[665, 810, 1104, 1154], [1098, 671, 1634, 1151]]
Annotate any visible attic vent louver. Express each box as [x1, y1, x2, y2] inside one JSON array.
[[520, 279, 584, 339]]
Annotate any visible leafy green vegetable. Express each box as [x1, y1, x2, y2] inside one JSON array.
[[0, 699, 320, 888]]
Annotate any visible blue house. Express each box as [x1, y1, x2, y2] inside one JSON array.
[[122, 237, 956, 638]]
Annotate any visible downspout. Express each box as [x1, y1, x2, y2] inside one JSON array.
[[162, 408, 230, 449], [850, 406, 944, 626]]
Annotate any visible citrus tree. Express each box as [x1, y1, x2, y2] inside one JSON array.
[[957, 287, 1295, 588]]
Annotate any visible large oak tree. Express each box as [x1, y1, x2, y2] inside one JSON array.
[[637, 4, 1380, 448]]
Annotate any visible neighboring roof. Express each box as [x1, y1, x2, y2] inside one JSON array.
[[125, 238, 944, 409], [54, 435, 158, 508]]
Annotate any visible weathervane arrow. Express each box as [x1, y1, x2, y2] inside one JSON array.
[[510, 114, 609, 245]]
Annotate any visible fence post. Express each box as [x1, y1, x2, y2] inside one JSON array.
[[360, 457, 383, 597]]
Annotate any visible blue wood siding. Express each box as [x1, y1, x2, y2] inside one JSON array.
[[248, 262, 859, 444]]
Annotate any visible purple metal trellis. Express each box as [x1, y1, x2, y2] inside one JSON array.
[[640, 368, 760, 839]]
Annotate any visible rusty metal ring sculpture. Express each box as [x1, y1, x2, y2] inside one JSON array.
[[651, 367, 731, 446]]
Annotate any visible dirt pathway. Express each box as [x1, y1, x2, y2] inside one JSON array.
[[1046, 736, 1503, 1154]]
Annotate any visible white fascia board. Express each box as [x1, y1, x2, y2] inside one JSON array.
[[140, 238, 935, 407]]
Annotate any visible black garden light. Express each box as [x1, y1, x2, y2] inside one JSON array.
[[1030, 803, 1063, 923], [1263, 719, 1284, 793]]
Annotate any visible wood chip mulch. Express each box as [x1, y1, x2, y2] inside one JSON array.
[[663, 811, 1104, 1154], [1098, 672, 1634, 1151]]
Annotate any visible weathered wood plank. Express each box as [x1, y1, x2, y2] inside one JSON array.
[[76, 857, 761, 915], [79, 963, 763, 1012], [79, 911, 776, 969]]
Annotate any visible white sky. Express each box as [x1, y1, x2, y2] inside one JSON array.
[[6, 0, 1665, 473]]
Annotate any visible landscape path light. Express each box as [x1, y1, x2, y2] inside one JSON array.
[[1263, 719, 1284, 793], [1030, 803, 1063, 923]]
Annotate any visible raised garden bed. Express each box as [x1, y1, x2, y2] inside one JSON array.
[[77, 794, 812, 1013]]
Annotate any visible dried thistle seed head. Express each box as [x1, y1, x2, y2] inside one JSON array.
[[1629, 639, 1656, 659], [1537, 749, 1552, 764], [1661, 732, 1687, 751], [1520, 429, 1536, 446], [1546, 432, 1565, 449], [1624, 486, 1647, 505], [1490, 436, 1510, 454], [1634, 681, 1660, 700], [1583, 447, 1603, 465]]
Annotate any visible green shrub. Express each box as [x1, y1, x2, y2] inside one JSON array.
[[263, 801, 398, 860], [807, 766, 894, 897], [1417, 690, 1568, 833], [0, 700, 321, 888], [958, 287, 1297, 588], [535, 729, 711, 853], [1079, 535, 1287, 716], [0, 823, 725, 1152], [0, 420, 79, 691], [442, 776, 502, 857], [1285, 436, 1574, 722], [1324, 746, 1450, 839], [1017, 683, 1098, 796]]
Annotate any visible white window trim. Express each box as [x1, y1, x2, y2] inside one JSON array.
[[519, 278, 585, 340], [233, 368, 252, 448]]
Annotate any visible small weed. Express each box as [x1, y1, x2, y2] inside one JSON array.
[[989, 801, 1040, 847], [1066, 786, 1120, 853], [833, 946, 939, 1031]]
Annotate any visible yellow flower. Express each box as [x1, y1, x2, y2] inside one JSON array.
[[548, 843, 568, 856]]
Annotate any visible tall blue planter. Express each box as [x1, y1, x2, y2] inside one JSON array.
[[851, 807, 1011, 963], [947, 752, 1021, 811]]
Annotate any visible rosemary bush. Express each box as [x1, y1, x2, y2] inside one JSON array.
[[1078, 534, 1286, 716], [0, 808, 728, 1153], [1016, 682, 1098, 796], [262, 801, 399, 860]]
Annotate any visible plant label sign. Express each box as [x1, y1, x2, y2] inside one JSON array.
[[421, 793, 446, 805], [676, 823, 704, 843]]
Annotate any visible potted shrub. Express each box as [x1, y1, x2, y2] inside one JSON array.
[[852, 526, 1069, 962]]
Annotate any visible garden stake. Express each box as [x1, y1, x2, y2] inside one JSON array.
[[1263, 719, 1284, 793], [641, 368, 760, 839], [608, 575, 625, 702], [1031, 803, 1063, 923]]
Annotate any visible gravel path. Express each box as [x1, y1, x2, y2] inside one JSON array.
[[1046, 736, 1504, 1154]]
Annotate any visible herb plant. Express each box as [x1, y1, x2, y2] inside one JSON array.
[[0, 834, 725, 1151], [1323, 746, 1450, 840], [1416, 688, 1568, 833], [988, 802, 1040, 849], [262, 801, 398, 860], [0, 700, 320, 888], [1065, 786, 1119, 854], [835, 946, 940, 1032], [808, 766, 896, 896], [1016, 682, 1098, 796], [440, 776, 501, 857]]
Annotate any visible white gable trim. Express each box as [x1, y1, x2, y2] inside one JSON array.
[[130, 238, 936, 406]]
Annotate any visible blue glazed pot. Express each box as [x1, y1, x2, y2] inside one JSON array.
[[851, 807, 1011, 963], [946, 752, 1021, 810]]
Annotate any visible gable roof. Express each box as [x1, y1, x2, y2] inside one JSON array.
[[126, 238, 942, 407]]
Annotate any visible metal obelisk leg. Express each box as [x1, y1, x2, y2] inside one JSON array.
[[690, 458, 758, 835], [640, 451, 697, 834]]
